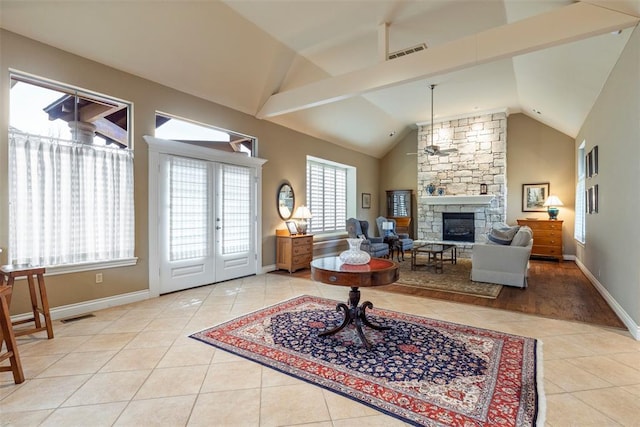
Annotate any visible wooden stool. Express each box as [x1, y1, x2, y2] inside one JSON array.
[[0, 265, 54, 339], [0, 285, 25, 383]]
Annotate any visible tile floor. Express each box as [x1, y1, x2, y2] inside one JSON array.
[[1, 273, 640, 426]]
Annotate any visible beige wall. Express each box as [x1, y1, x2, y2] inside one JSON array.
[[0, 30, 380, 314], [507, 113, 576, 256], [379, 129, 419, 236], [575, 25, 640, 327]]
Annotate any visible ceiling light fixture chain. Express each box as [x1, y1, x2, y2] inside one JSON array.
[[425, 83, 457, 157]]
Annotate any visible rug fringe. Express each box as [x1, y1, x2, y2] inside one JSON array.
[[536, 340, 546, 427]]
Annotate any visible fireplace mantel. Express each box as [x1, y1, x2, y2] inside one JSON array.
[[423, 195, 495, 205]]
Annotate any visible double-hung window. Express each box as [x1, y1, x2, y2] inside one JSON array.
[[8, 74, 135, 269]]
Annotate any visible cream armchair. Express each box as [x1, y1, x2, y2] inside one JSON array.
[[471, 226, 533, 288]]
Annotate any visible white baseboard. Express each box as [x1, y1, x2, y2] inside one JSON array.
[[262, 264, 277, 274], [575, 258, 640, 340], [11, 290, 151, 323]]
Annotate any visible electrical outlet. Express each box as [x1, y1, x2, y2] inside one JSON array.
[[95, 273, 103, 284]]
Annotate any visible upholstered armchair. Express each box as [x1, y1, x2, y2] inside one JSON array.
[[345, 218, 389, 258], [471, 226, 533, 288], [376, 216, 414, 254]]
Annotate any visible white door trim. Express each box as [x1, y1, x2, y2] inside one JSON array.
[[145, 135, 267, 298]]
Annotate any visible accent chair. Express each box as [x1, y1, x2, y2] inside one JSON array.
[[345, 218, 389, 258], [375, 216, 414, 255]]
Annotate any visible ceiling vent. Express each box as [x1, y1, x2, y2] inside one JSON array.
[[387, 43, 427, 60]]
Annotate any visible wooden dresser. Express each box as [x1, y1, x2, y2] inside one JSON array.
[[517, 219, 563, 262], [276, 233, 314, 273]]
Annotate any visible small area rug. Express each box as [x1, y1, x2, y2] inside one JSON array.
[[396, 258, 503, 299], [190, 295, 544, 426]]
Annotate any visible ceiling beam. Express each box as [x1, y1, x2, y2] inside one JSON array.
[[257, 2, 638, 119]]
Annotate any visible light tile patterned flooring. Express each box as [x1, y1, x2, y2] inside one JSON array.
[[2, 273, 640, 426]]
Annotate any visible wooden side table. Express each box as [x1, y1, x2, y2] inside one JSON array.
[[310, 257, 398, 349], [0, 264, 54, 339]]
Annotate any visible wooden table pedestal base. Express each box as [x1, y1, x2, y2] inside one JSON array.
[[318, 287, 390, 349]]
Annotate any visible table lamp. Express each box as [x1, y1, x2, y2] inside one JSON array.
[[382, 221, 394, 237], [543, 195, 564, 220], [293, 206, 312, 234]]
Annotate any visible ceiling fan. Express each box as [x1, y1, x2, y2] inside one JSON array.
[[407, 84, 458, 157]]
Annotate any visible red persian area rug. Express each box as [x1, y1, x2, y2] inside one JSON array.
[[190, 295, 544, 426]]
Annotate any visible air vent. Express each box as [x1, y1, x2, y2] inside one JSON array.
[[388, 43, 427, 60]]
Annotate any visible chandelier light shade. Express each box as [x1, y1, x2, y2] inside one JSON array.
[[293, 206, 313, 234], [543, 195, 564, 220]]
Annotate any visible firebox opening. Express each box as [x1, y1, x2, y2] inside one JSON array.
[[443, 212, 475, 242]]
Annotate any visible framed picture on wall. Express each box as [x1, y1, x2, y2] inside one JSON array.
[[592, 145, 599, 176], [362, 193, 371, 209], [522, 183, 549, 212], [586, 151, 593, 178]]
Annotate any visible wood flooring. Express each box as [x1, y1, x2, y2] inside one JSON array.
[[272, 258, 626, 329]]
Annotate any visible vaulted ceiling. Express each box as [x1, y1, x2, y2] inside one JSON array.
[[1, 1, 638, 158]]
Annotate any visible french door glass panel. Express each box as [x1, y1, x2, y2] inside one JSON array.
[[160, 155, 214, 294], [215, 163, 256, 281]]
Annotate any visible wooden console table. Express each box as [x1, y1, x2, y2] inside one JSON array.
[[517, 219, 563, 261], [310, 257, 398, 349]]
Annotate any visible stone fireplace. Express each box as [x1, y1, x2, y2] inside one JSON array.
[[417, 112, 507, 242]]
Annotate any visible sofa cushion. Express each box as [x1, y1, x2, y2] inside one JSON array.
[[511, 226, 533, 247], [487, 225, 520, 245]]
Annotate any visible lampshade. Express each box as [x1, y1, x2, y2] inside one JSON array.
[[543, 195, 563, 220], [543, 195, 564, 207], [382, 221, 394, 230], [293, 206, 312, 235], [293, 206, 312, 219]]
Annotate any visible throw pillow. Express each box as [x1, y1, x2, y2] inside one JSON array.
[[487, 225, 520, 245], [511, 226, 533, 247]]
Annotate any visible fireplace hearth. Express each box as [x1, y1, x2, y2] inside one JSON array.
[[443, 213, 475, 242]]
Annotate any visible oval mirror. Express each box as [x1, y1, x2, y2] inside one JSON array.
[[277, 183, 295, 220]]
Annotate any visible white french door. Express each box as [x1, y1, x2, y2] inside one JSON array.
[[214, 163, 256, 282], [159, 155, 214, 293], [158, 155, 256, 294]]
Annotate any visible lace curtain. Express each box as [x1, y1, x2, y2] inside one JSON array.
[[8, 131, 135, 266]]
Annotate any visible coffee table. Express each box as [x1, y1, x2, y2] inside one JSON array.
[[411, 243, 457, 274], [310, 257, 399, 349]]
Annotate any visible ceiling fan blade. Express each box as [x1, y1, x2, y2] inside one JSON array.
[[406, 152, 418, 155], [438, 148, 458, 154]]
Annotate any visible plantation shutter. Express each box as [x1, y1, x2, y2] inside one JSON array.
[[307, 160, 347, 233]]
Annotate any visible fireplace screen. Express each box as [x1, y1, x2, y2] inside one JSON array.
[[442, 213, 475, 242]]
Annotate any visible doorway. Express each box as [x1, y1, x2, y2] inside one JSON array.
[[145, 136, 266, 296]]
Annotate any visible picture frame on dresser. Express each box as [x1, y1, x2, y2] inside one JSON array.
[[522, 183, 549, 212], [285, 220, 298, 235]]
